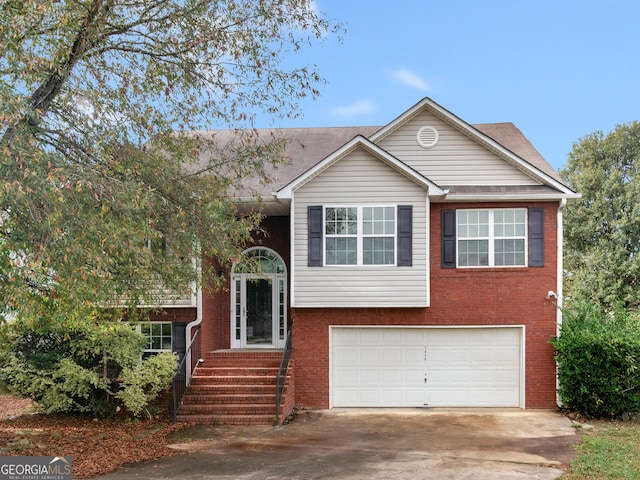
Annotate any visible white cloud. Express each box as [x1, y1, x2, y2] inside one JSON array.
[[332, 100, 376, 117], [392, 69, 431, 91]]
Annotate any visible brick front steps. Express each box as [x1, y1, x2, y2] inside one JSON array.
[[176, 350, 294, 425]]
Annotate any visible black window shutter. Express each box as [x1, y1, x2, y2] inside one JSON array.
[[308, 206, 323, 267], [397, 205, 413, 266], [441, 209, 456, 268], [528, 207, 544, 267]]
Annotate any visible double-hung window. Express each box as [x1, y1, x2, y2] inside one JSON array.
[[139, 322, 172, 358], [325, 206, 396, 265], [457, 208, 527, 267], [325, 207, 358, 265], [362, 207, 396, 265]]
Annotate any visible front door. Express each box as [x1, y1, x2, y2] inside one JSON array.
[[231, 248, 287, 349]]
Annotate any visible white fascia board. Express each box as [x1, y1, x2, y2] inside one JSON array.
[[370, 97, 577, 196], [442, 192, 582, 202], [276, 135, 445, 199]]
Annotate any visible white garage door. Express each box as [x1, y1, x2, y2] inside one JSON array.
[[331, 327, 522, 408]]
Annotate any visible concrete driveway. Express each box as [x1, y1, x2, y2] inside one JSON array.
[[96, 409, 580, 479]]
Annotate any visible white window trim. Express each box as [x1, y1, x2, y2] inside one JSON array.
[[457, 208, 528, 268], [324, 205, 397, 267], [138, 321, 173, 354]]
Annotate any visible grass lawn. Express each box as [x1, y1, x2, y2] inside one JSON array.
[[563, 420, 640, 479]]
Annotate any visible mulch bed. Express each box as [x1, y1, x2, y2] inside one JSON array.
[[0, 394, 189, 478]]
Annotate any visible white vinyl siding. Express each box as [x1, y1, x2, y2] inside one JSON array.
[[376, 110, 540, 186], [292, 147, 428, 307], [136, 280, 196, 307]]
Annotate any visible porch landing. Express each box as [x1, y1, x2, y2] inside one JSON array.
[[176, 350, 294, 426]]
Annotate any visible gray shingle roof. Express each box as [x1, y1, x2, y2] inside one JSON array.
[[192, 122, 566, 199]]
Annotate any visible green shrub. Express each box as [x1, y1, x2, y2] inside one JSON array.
[[551, 301, 640, 418], [116, 352, 178, 417], [0, 314, 178, 418]]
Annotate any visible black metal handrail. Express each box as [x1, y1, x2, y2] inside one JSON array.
[[172, 326, 201, 423], [275, 327, 293, 425]]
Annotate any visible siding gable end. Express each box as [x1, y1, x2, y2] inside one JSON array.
[[375, 109, 540, 187], [292, 147, 429, 307]]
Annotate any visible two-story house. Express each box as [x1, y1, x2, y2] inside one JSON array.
[[156, 98, 578, 424]]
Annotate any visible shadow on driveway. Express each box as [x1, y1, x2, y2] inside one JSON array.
[[95, 408, 580, 479]]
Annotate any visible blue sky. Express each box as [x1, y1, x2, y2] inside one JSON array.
[[263, 0, 640, 172]]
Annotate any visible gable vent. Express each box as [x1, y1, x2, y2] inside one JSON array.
[[417, 126, 439, 149]]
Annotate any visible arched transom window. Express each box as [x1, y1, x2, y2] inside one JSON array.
[[232, 247, 286, 275]]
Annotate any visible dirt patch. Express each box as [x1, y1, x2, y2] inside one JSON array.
[[0, 394, 190, 478]]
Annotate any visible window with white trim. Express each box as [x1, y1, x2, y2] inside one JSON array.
[[457, 208, 527, 267], [139, 322, 172, 358], [325, 206, 396, 265]]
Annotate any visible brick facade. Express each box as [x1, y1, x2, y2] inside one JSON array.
[[201, 215, 291, 354], [202, 201, 561, 410]]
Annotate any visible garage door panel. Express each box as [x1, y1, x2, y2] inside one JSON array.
[[404, 347, 425, 363], [360, 369, 381, 385], [332, 327, 521, 408], [405, 389, 427, 404], [382, 348, 404, 363], [360, 329, 383, 344], [473, 369, 497, 383], [379, 369, 404, 384], [333, 348, 358, 364], [494, 348, 520, 363], [360, 348, 382, 364], [470, 349, 495, 363], [427, 369, 448, 384], [405, 368, 425, 384], [334, 329, 359, 345], [333, 368, 358, 385], [495, 368, 519, 384], [448, 369, 472, 383], [380, 329, 407, 344], [447, 349, 472, 364], [427, 347, 448, 364], [381, 390, 405, 404], [334, 389, 359, 405]]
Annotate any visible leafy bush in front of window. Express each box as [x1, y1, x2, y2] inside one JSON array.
[[116, 351, 178, 417], [551, 301, 640, 418], [0, 314, 177, 418]]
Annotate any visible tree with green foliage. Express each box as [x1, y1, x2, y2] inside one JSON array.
[[560, 121, 640, 308], [0, 0, 339, 322]]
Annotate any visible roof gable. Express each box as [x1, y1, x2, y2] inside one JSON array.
[[276, 135, 445, 199], [370, 98, 575, 195]]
